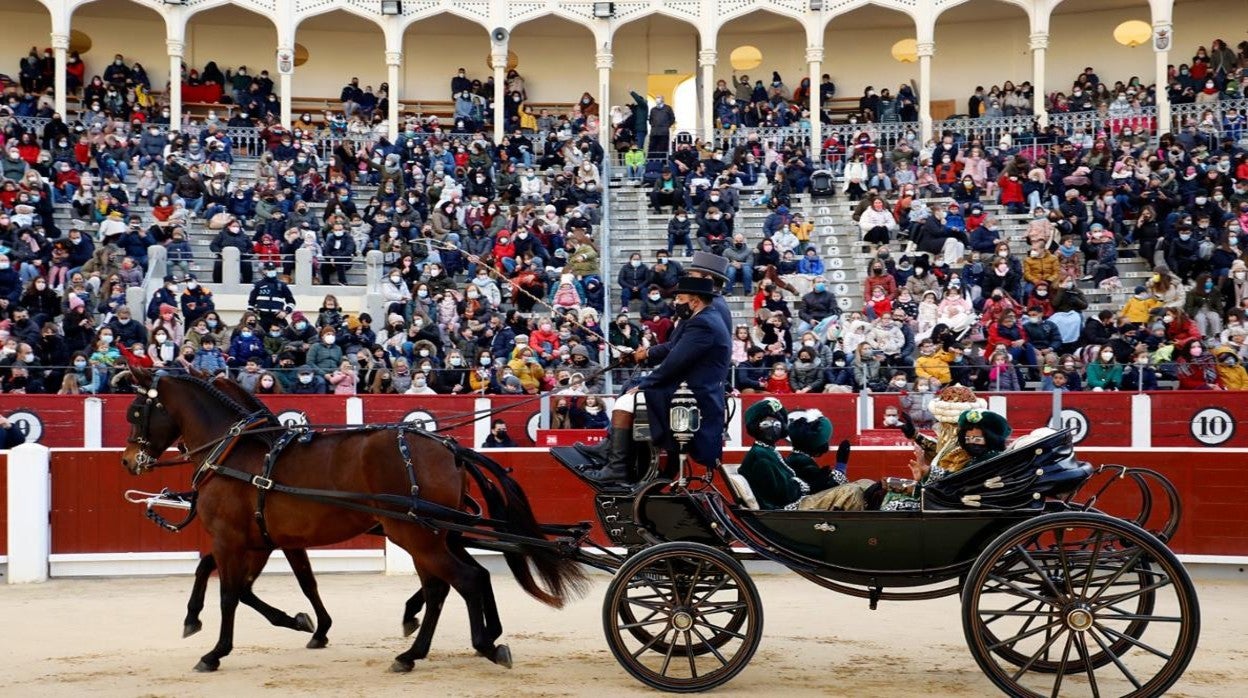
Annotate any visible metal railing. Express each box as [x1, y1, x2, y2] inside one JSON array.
[[1170, 97, 1248, 137]]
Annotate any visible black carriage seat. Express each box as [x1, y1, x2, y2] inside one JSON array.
[[923, 428, 1093, 511]]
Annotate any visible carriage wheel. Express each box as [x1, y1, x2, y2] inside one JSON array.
[[962, 512, 1200, 698], [615, 566, 750, 658], [603, 542, 763, 692]]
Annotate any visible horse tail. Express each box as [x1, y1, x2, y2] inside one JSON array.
[[457, 448, 588, 608]]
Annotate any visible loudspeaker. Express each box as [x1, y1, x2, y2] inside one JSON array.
[[491, 27, 508, 44]]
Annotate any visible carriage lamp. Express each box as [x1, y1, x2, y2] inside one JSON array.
[[669, 382, 700, 448]]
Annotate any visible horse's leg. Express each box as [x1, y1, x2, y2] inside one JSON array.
[[235, 548, 314, 635], [392, 576, 449, 671], [283, 548, 332, 648], [194, 544, 247, 672], [415, 542, 507, 668], [401, 589, 425, 637], [452, 539, 502, 645], [183, 554, 217, 638]]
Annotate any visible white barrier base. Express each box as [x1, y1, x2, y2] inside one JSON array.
[[49, 549, 384, 578]]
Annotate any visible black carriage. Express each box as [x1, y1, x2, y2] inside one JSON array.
[[553, 417, 1200, 697]]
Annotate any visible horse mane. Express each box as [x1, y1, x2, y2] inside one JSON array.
[[212, 374, 276, 420], [164, 373, 255, 421]]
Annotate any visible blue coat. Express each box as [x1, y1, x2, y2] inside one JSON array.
[[645, 294, 732, 368], [636, 305, 731, 466]]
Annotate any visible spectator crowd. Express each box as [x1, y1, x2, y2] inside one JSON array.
[[0, 42, 1247, 421]]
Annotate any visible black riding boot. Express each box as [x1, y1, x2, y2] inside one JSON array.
[[574, 428, 611, 463], [582, 428, 633, 483]]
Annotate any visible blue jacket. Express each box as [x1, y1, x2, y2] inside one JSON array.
[[637, 305, 731, 465]]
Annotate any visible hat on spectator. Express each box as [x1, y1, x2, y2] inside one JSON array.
[[687, 251, 729, 282]]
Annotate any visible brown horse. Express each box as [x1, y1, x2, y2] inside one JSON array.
[[184, 374, 432, 646], [121, 368, 584, 672], [178, 374, 333, 648]]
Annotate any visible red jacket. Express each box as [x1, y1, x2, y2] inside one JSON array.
[[998, 174, 1025, 204]]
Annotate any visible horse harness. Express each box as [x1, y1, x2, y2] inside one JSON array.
[[130, 381, 535, 547]]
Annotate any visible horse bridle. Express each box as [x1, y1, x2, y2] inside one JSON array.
[[126, 378, 167, 473]]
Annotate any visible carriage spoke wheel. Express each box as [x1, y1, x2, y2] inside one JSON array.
[[963, 513, 1200, 698], [603, 542, 763, 692]]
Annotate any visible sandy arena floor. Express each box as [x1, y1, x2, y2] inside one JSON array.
[[0, 569, 1243, 697]]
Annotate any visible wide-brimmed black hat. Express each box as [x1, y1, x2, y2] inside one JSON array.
[[688, 251, 729, 282], [674, 275, 719, 298]]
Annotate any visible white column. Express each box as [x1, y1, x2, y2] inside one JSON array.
[[167, 40, 184, 129], [806, 46, 823, 161], [277, 45, 294, 128], [1153, 22, 1172, 132], [917, 40, 934, 143], [492, 48, 507, 140], [386, 50, 401, 140], [596, 50, 613, 148], [698, 48, 716, 141], [1029, 32, 1048, 126], [51, 32, 69, 119], [7, 443, 51, 584]]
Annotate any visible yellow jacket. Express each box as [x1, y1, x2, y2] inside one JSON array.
[[1214, 346, 1248, 390], [789, 221, 814, 242], [914, 351, 952, 384], [1119, 296, 1160, 324]]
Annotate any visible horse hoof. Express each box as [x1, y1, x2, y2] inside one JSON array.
[[389, 659, 414, 673], [294, 612, 314, 633], [306, 636, 328, 650], [183, 620, 203, 638], [402, 618, 420, 637], [492, 645, 513, 669], [193, 659, 219, 673]]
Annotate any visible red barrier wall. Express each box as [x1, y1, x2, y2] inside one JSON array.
[[49, 451, 382, 555], [42, 446, 1248, 559], [0, 453, 7, 557], [18, 391, 1248, 451]]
